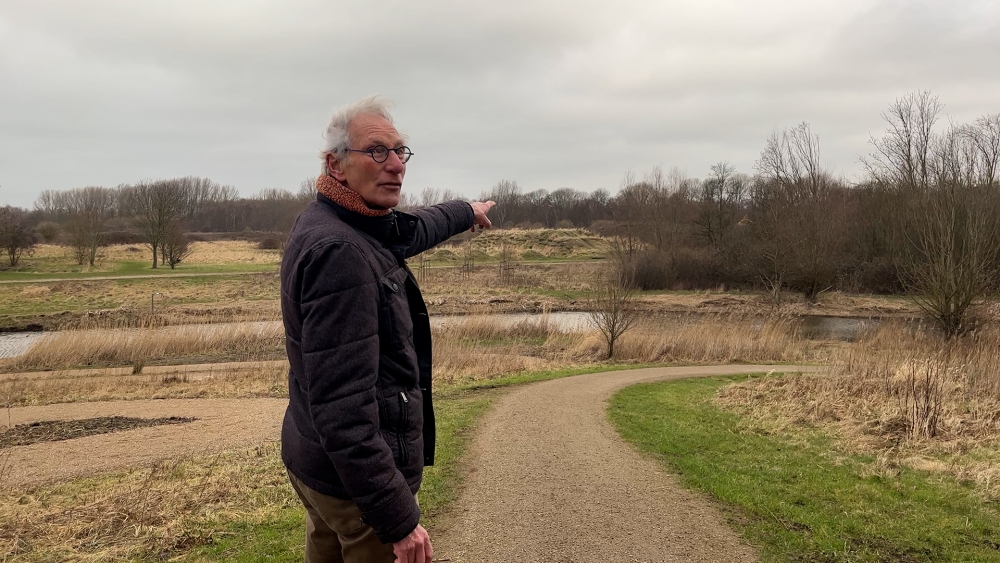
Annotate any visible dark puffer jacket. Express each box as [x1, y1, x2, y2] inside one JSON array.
[[280, 193, 473, 544]]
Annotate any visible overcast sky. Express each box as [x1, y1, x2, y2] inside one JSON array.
[[1, 0, 998, 208]]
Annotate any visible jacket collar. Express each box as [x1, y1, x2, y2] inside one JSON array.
[[317, 192, 418, 260]]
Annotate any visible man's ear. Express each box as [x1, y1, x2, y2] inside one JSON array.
[[327, 154, 348, 183]]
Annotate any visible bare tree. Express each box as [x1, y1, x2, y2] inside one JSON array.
[[863, 92, 1000, 335], [0, 206, 37, 268], [481, 179, 521, 228], [125, 180, 188, 268], [695, 162, 748, 252], [752, 122, 848, 301], [863, 90, 943, 192], [613, 168, 695, 256], [960, 113, 1000, 187], [298, 177, 316, 203], [589, 247, 641, 359], [160, 223, 193, 269], [893, 122, 1000, 335], [63, 187, 115, 267]]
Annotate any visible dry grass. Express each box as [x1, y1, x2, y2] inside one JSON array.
[[426, 228, 609, 261], [1, 363, 287, 407], [432, 312, 816, 384], [0, 442, 295, 562], [182, 241, 281, 265], [417, 261, 604, 296], [28, 241, 280, 267], [432, 314, 575, 384], [0, 273, 281, 324], [3, 322, 285, 373], [717, 321, 1000, 496], [609, 313, 810, 364], [2, 312, 819, 400]]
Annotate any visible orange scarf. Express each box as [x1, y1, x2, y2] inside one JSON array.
[[316, 174, 392, 217]]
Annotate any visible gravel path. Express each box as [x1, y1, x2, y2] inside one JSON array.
[[433, 364, 823, 563], [2, 398, 286, 488]]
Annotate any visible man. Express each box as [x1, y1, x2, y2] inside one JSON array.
[[280, 96, 494, 563]]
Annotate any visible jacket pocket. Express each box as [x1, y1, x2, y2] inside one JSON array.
[[397, 391, 410, 466], [380, 266, 413, 348]]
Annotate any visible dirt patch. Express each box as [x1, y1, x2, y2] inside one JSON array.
[[0, 416, 195, 449], [1, 397, 286, 488]]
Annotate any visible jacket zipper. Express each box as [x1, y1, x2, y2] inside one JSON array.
[[397, 391, 409, 465]]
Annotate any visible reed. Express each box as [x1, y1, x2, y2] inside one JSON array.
[[4, 322, 285, 373], [605, 313, 807, 364], [1, 363, 288, 407], [716, 321, 1000, 493], [2, 312, 820, 402]]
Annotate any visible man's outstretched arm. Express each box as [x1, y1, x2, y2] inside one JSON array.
[[402, 200, 495, 258]]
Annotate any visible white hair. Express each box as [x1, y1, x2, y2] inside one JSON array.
[[319, 95, 396, 174]]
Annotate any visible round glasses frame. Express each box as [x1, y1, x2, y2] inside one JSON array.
[[346, 145, 414, 164]]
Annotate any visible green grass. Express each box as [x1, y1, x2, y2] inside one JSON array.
[[608, 375, 1000, 562], [0, 262, 274, 282]]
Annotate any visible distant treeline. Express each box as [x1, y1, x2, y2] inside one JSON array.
[[1, 92, 998, 333]]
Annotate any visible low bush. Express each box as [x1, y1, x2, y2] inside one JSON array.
[[632, 250, 673, 290], [256, 235, 283, 250], [102, 231, 145, 245]]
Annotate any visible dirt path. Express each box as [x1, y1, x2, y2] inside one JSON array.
[[2, 398, 286, 488], [433, 364, 823, 563]]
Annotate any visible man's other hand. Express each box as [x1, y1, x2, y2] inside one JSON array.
[[470, 200, 495, 232], [392, 524, 433, 563]]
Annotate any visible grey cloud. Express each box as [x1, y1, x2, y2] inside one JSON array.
[[1, 0, 997, 207]]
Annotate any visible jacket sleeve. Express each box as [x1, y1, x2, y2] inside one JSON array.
[[403, 200, 475, 258], [299, 241, 419, 544]]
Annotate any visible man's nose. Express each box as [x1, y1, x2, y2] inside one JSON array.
[[384, 151, 405, 173]]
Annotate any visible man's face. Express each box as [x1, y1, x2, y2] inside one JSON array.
[[328, 113, 406, 210]]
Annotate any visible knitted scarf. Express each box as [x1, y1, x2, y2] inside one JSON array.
[[316, 174, 392, 217]]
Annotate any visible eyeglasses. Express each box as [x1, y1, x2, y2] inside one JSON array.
[[346, 145, 414, 164]]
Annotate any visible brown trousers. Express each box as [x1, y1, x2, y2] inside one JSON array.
[[287, 470, 397, 563]]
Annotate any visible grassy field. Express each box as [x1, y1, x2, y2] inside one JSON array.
[[0, 230, 607, 281], [0, 274, 280, 320], [0, 242, 281, 280], [609, 375, 1000, 562], [0, 236, 928, 332]]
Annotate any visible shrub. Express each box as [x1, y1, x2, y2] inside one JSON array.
[[670, 249, 724, 290], [161, 226, 192, 269], [632, 250, 673, 290], [0, 206, 37, 267], [256, 235, 283, 250], [103, 231, 145, 245], [586, 220, 626, 237], [843, 258, 903, 294], [35, 221, 61, 243]]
